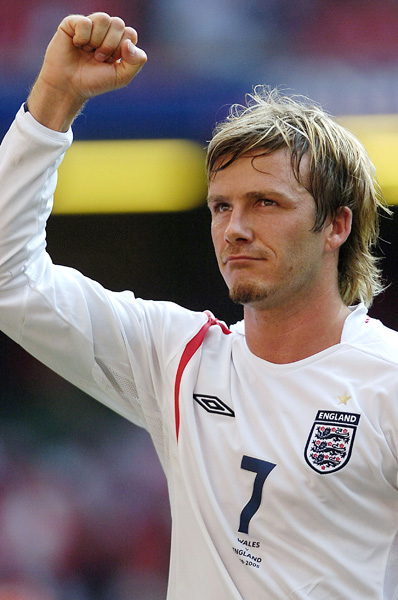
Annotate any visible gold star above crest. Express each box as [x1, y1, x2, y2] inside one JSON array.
[[338, 391, 351, 405]]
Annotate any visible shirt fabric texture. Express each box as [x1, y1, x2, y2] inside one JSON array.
[[0, 107, 397, 599]]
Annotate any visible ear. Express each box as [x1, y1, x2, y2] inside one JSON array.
[[324, 206, 352, 252]]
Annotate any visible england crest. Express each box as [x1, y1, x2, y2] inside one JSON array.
[[304, 410, 360, 474]]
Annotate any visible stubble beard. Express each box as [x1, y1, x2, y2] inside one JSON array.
[[228, 280, 270, 306]]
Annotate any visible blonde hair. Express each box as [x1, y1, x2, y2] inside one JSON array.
[[206, 86, 390, 307]]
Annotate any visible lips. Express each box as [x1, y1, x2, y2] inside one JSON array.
[[222, 254, 265, 265]]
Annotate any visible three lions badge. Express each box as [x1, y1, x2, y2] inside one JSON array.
[[305, 411, 360, 474]]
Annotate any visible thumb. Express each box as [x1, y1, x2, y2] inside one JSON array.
[[116, 39, 147, 86]]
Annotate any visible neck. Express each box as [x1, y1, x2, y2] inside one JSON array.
[[243, 293, 351, 364]]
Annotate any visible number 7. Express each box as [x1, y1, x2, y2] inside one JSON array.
[[238, 455, 277, 534]]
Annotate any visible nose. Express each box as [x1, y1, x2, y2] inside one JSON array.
[[224, 206, 254, 244]]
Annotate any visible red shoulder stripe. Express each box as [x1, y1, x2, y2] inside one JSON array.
[[174, 312, 231, 442]]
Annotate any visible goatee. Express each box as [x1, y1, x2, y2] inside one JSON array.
[[229, 281, 269, 305]]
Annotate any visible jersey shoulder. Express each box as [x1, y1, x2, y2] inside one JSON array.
[[347, 313, 398, 366]]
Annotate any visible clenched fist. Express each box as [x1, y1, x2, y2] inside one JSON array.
[[27, 13, 147, 132]]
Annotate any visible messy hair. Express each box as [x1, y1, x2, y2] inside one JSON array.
[[206, 86, 391, 307]]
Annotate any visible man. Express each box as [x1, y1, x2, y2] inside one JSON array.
[[0, 12, 397, 599]]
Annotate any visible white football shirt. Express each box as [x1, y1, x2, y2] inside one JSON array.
[[0, 107, 397, 599]]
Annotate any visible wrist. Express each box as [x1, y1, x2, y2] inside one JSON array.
[[27, 76, 87, 132]]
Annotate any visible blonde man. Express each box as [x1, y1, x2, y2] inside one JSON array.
[[0, 13, 397, 600], [207, 87, 389, 308]]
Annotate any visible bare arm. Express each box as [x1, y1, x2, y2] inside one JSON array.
[[27, 12, 147, 132]]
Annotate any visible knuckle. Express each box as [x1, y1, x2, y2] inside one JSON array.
[[110, 16, 125, 30], [91, 11, 111, 23], [70, 16, 93, 45], [96, 15, 112, 31]]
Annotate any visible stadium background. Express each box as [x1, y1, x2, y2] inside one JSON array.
[[0, 1, 398, 598]]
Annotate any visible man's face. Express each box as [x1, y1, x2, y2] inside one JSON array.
[[208, 148, 331, 311]]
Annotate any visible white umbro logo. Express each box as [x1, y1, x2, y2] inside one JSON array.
[[193, 394, 235, 417]]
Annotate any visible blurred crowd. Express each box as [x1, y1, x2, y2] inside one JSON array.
[[2, 0, 398, 114], [0, 362, 171, 599], [0, 342, 171, 600]]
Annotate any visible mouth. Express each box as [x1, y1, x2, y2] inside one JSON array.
[[223, 254, 265, 265]]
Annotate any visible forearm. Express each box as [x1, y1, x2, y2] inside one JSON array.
[[0, 107, 72, 288], [0, 11, 150, 424], [0, 107, 145, 426]]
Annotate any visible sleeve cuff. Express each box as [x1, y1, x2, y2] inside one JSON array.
[[17, 103, 73, 146]]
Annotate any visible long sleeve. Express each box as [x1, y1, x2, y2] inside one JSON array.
[[0, 106, 72, 292], [0, 106, 146, 424], [0, 107, 209, 458]]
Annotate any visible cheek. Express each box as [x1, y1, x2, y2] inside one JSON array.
[[211, 221, 224, 254], [277, 226, 322, 268], [290, 233, 325, 275]]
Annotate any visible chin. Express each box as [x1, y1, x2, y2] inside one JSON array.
[[229, 281, 270, 306]]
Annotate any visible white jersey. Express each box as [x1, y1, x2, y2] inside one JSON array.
[[0, 107, 397, 599]]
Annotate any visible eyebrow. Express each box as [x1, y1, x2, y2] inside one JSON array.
[[207, 194, 226, 205], [207, 190, 294, 205]]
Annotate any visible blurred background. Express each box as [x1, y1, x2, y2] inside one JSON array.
[[1, 1, 398, 598]]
